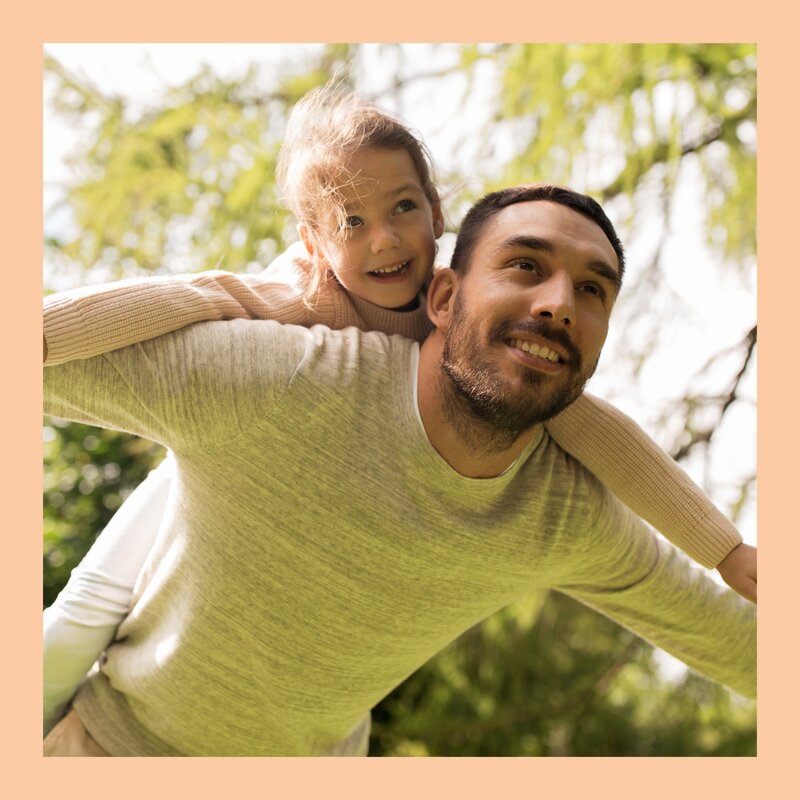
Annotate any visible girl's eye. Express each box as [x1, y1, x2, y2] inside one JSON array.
[[344, 215, 364, 229], [395, 199, 416, 213]]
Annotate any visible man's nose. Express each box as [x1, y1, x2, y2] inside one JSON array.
[[529, 271, 575, 327], [370, 220, 401, 253]]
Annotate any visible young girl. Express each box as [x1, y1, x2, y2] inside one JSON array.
[[43, 85, 755, 738]]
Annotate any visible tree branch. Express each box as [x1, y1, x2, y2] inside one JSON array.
[[669, 325, 756, 462]]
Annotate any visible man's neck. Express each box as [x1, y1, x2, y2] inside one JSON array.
[[417, 336, 540, 479]]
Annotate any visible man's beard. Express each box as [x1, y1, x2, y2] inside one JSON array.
[[440, 293, 598, 448]]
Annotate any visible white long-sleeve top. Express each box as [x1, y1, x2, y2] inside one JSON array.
[[43, 458, 173, 733]]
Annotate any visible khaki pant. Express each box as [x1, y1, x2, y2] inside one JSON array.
[[43, 708, 109, 757]]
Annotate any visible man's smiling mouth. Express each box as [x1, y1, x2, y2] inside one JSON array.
[[507, 338, 562, 364]]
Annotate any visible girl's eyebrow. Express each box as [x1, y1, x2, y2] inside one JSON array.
[[343, 183, 424, 213], [387, 183, 424, 196]]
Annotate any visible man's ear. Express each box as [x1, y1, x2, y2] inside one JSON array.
[[297, 223, 316, 259], [427, 268, 458, 332]]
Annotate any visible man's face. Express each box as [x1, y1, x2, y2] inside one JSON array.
[[440, 200, 621, 434]]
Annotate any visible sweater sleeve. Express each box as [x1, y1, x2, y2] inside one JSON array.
[[44, 319, 310, 450], [43, 457, 174, 735], [544, 393, 742, 568], [557, 491, 756, 699], [43, 245, 341, 366]]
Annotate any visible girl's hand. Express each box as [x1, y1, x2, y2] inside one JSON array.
[[717, 542, 757, 603]]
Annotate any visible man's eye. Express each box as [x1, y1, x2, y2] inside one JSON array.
[[514, 259, 540, 273], [344, 215, 364, 229], [579, 283, 604, 298], [395, 199, 416, 213]]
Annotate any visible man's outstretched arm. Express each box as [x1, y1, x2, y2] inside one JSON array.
[[557, 495, 756, 699], [44, 319, 309, 448]]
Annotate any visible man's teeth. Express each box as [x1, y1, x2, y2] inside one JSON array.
[[370, 261, 409, 275], [510, 339, 560, 363]]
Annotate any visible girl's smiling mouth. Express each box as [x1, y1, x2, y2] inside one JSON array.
[[367, 260, 412, 281]]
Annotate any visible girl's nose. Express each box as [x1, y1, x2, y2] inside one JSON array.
[[370, 221, 401, 253]]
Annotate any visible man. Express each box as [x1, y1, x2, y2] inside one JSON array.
[[43, 185, 756, 756]]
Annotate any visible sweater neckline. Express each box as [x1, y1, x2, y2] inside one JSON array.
[[349, 293, 433, 343], [403, 343, 544, 491]]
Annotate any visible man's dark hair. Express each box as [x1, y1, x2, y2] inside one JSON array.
[[450, 184, 625, 282]]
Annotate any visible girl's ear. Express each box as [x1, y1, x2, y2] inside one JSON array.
[[426, 268, 458, 332], [431, 202, 445, 239], [297, 223, 316, 258]]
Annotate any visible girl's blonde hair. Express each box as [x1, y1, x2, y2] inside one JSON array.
[[276, 82, 439, 299]]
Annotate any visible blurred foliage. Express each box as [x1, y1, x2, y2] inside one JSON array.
[[43, 418, 165, 608], [43, 43, 756, 756], [44, 44, 357, 279], [371, 592, 755, 756], [491, 42, 756, 264]]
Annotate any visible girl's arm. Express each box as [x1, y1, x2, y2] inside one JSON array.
[[544, 394, 754, 598], [43, 244, 339, 365], [43, 456, 174, 735]]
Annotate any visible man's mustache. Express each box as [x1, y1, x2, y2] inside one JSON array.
[[490, 320, 582, 368]]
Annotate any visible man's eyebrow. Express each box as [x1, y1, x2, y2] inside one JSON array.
[[497, 234, 621, 292], [496, 235, 556, 256], [586, 260, 622, 293]]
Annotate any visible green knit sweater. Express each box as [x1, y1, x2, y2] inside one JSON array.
[[44, 320, 756, 756]]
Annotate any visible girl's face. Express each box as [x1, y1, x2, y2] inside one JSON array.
[[301, 147, 444, 310]]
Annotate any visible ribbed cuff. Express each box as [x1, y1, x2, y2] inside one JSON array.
[[43, 295, 94, 366], [677, 509, 743, 569]]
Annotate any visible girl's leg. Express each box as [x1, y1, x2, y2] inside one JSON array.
[[43, 708, 109, 757]]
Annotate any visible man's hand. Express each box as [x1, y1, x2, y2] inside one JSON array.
[[717, 542, 757, 603]]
